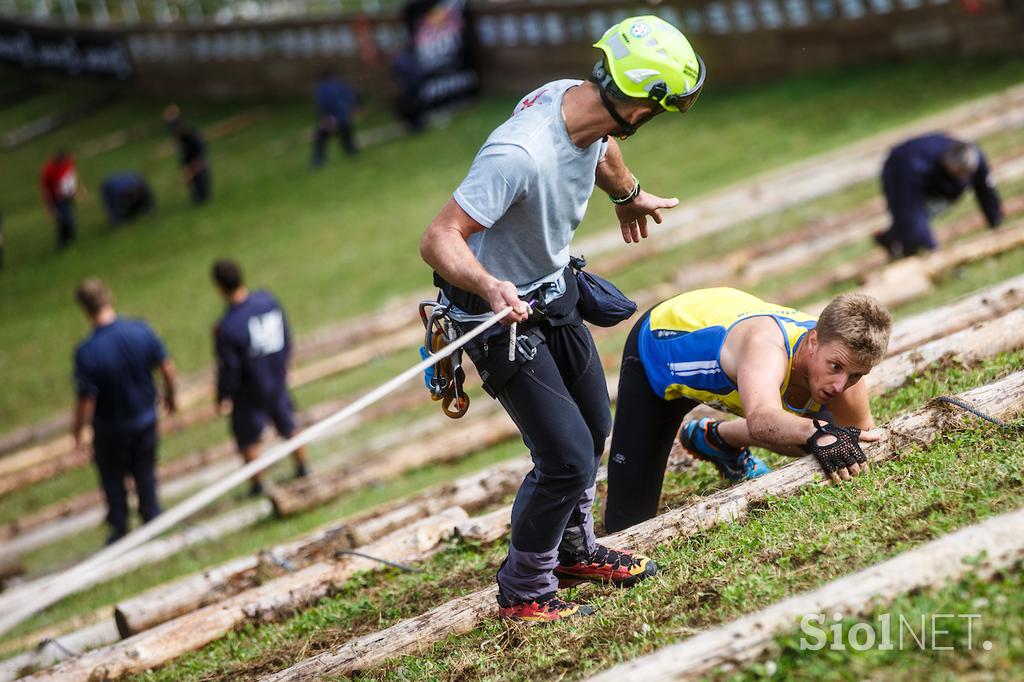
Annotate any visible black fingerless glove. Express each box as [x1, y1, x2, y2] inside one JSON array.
[[800, 419, 867, 475]]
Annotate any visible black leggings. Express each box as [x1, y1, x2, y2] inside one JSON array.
[[604, 311, 696, 533]]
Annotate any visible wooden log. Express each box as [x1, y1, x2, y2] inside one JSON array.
[[270, 409, 519, 516], [0, 620, 120, 682], [588, 506, 1024, 681], [26, 508, 469, 681], [773, 193, 1024, 306], [886, 274, 1024, 355], [870, 309, 1024, 395], [803, 219, 1024, 315], [454, 507, 513, 544], [0, 556, 23, 584], [264, 372, 1024, 679]]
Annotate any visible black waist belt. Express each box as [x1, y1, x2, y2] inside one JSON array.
[[433, 272, 492, 316], [433, 269, 581, 327]]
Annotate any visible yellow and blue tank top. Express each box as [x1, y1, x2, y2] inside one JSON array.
[[638, 288, 821, 417]]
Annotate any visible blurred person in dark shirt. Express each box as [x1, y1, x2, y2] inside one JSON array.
[[873, 134, 1003, 260], [392, 49, 425, 134], [211, 259, 309, 495], [101, 171, 155, 226], [40, 149, 81, 249], [73, 278, 177, 544], [164, 104, 212, 204], [311, 67, 359, 167]]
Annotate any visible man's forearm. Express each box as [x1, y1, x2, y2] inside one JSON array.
[[719, 411, 816, 455], [594, 139, 635, 198]]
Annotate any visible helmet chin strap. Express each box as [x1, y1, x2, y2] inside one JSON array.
[[589, 74, 637, 139]]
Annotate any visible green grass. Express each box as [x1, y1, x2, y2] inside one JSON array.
[[2, 56, 1024, 434], [124, 350, 1024, 681], [731, 571, 1024, 681]]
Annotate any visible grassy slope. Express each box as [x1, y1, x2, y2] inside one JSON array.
[[7, 138, 1024, 645], [729, 572, 1024, 681], [2, 57, 1024, 432], [128, 349, 1024, 681]]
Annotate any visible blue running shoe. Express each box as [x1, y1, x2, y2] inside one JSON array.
[[679, 417, 772, 482]]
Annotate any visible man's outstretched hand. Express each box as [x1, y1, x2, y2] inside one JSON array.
[[616, 191, 679, 244]]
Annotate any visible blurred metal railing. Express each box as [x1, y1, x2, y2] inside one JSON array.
[[0, 0, 398, 25]]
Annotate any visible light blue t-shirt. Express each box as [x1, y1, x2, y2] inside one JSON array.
[[453, 79, 608, 293]]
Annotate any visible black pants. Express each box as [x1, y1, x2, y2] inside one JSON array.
[[93, 424, 161, 537], [311, 121, 357, 166], [604, 311, 697, 533], [190, 168, 211, 204], [464, 319, 611, 600], [54, 199, 76, 249]]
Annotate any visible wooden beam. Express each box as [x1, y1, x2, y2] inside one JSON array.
[[262, 372, 1024, 679], [26, 508, 469, 681], [0, 620, 121, 682], [588, 506, 1024, 681], [270, 409, 519, 516], [870, 309, 1024, 395], [803, 219, 1024, 315], [886, 274, 1024, 355], [770, 182, 1024, 307]]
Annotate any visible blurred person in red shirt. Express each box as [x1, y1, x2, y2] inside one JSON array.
[[40, 149, 81, 249]]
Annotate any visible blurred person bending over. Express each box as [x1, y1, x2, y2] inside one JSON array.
[[73, 278, 177, 544], [873, 134, 1003, 259], [604, 289, 891, 533], [211, 259, 309, 496], [311, 67, 359, 167], [40, 149, 81, 249], [164, 104, 212, 204], [101, 171, 155, 226], [420, 16, 705, 622]]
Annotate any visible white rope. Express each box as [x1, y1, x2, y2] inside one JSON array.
[[0, 305, 513, 637]]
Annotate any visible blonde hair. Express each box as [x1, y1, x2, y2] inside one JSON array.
[[816, 293, 892, 366]]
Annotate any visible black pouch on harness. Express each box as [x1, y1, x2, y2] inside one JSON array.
[[459, 322, 544, 398], [569, 256, 637, 327]]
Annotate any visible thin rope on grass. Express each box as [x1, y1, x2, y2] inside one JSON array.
[[933, 395, 1011, 427], [333, 550, 422, 573]]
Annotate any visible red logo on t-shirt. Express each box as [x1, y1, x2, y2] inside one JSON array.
[[514, 89, 548, 115]]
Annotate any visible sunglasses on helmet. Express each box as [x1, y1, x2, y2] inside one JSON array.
[[648, 55, 706, 113]]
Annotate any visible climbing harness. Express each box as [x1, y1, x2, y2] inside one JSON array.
[[419, 300, 471, 419]]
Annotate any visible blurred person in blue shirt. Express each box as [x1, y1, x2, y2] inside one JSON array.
[[873, 134, 1003, 259], [101, 171, 155, 226], [311, 67, 359, 167], [73, 278, 177, 544], [211, 259, 309, 496]]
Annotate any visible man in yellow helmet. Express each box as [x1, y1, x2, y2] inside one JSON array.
[[420, 16, 704, 622], [604, 288, 892, 534]]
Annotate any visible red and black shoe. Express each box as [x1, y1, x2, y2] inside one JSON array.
[[496, 590, 595, 623], [553, 544, 657, 589]]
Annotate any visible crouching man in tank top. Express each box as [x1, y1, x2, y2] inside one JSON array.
[[604, 288, 892, 534]]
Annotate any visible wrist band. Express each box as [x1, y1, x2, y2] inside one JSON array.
[[609, 175, 640, 204]]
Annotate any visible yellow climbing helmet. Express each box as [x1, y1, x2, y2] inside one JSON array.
[[593, 15, 705, 113]]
